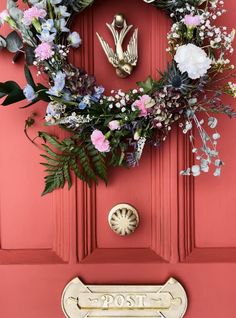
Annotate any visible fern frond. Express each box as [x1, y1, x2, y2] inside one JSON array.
[[40, 133, 108, 194], [77, 146, 98, 183], [86, 143, 107, 183]]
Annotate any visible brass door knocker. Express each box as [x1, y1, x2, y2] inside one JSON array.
[[96, 13, 138, 78]]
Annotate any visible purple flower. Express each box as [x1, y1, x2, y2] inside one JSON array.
[[67, 31, 82, 48], [35, 42, 54, 60], [184, 14, 201, 28], [23, 84, 37, 101], [23, 6, 47, 26], [47, 71, 66, 96]]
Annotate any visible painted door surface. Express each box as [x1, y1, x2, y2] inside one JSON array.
[[0, 0, 236, 317]]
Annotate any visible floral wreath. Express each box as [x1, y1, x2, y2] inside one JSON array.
[[0, 0, 236, 195]]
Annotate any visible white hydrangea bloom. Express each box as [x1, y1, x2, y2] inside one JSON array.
[[174, 44, 212, 79]]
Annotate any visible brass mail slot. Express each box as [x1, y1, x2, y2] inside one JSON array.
[[61, 277, 188, 318]]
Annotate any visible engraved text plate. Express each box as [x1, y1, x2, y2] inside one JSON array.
[[61, 277, 188, 318]]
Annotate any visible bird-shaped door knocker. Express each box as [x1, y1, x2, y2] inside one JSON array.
[[96, 13, 138, 78]]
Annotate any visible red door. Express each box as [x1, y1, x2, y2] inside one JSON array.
[[0, 0, 236, 317]]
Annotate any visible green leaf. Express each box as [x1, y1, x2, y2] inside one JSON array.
[[2, 88, 25, 105], [86, 143, 107, 183], [63, 163, 72, 189], [137, 76, 154, 93], [43, 144, 62, 159], [36, 83, 51, 102], [12, 51, 23, 63], [7, 0, 23, 20], [39, 132, 66, 151], [0, 81, 25, 106], [69, 158, 86, 182], [24, 64, 37, 89], [20, 98, 39, 109], [25, 46, 35, 65], [6, 31, 23, 53], [42, 169, 65, 195], [70, 0, 94, 12], [77, 146, 98, 183], [40, 154, 60, 165], [39, 133, 109, 194], [0, 36, 7, 49]]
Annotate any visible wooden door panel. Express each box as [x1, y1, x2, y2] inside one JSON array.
[[194, 116, 236, 248], [177, 0, 236, 261], [76, 141, 177, 264], [0, 0, 236, 317], [179, 121, 236, 262]]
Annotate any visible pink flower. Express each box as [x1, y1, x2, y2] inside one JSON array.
[[35, 42, 54, 60], [23, 7, 46, 26], [91, 130, 110, 153], [133, 95, 155, 117], [108, 120, 120, 131], [184, 14, 201, 28]]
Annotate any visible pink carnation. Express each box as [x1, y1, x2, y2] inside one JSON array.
[[91, 130, 110, 153], [184, 14, 201, 28], [108, 120, 120, 131], [23, 7, 46, 26], [133, 95, 154, 117], [35, 42, 54, 60]]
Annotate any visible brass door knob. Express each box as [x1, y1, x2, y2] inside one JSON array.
[[108, 204, 139, 236]]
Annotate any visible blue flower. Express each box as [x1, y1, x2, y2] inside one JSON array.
[[41, 19, 56, 33], [67, 32, 82, 48], [47, 71, 66, 97], [23, 84, 37, 101], [79, 101, 88, 110], [46, 102, 59, 117], [91, 86, 105, 102], [78, 95, 91, 110], [29, 0, 47, 9], [62, 90, 72, 101], [38, 29, 56, 43], [56, 18, 70, 32]]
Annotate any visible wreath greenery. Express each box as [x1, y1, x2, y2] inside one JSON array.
[[0, 0, 236, 195]]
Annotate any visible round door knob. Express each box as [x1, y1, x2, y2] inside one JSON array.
[[108, 204, 139, 236]]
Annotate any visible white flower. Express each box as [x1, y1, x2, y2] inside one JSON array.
[[174, 44, 212, 79], [67, 32, 82, 48]]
